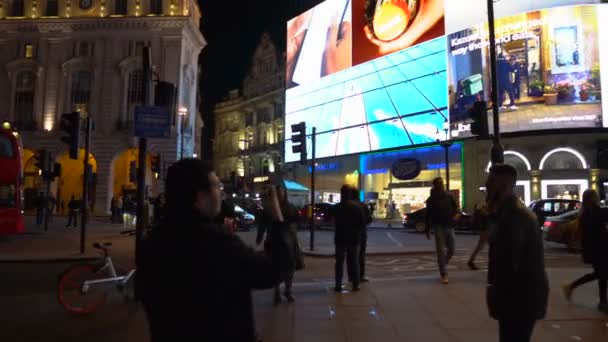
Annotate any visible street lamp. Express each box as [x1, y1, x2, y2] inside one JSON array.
[[436, 119, 453, 191], [178, 106, 188, 159]]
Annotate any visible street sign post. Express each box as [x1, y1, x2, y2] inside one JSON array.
[[134, 106, 171, 139]]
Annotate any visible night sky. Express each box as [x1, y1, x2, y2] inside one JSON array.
[[197, 0, 321, 158]]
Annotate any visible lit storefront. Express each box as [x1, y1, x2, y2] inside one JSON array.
[[360, 144, 463, 218], [293, 155, 360, 204]]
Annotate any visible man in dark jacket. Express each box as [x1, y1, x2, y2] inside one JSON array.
[[486, 164, 549, 342], [350, 187, 372, 282], [332, 185, 365, 292], [136, 159, 285, 342], [425, 177, 457, 284]]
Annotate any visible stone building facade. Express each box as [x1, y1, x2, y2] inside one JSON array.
[[0, 0, 206, 214], [213, 33, 284, 191]]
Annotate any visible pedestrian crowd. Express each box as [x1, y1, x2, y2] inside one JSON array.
[[134, 159, 607, 342]]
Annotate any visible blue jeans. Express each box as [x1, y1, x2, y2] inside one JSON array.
[[434, 226, 455, 277]]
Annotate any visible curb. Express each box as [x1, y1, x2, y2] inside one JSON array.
[[0, 255, 99, 263], [302, 249, 436, 258]]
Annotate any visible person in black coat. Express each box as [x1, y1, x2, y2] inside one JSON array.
[[562, 189, 608, 314], [486, 164, 549, 342], [136, 159, 287, 342], [350, 186, 372, 282], [332, 184, 365, 292]]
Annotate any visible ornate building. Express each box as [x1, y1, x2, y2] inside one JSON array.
[[0, 0, 206, 214], [213, 33, 284, 191]]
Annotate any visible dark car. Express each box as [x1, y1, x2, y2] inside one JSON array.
[[542, 209, 581, 251], [528, 199, 581, 227], [233, 204, 256, 230], [298, 203, 336, 228], [402, 208, 473, 232]]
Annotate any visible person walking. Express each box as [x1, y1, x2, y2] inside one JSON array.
[[332, 185, 365, 292], [256, 185, 298, 305], [35, 192, 45, 225], [424, 177, 457, 284], [65, 196, 79, 228], [497, 51, 517, 110], [562, 189, 608, 314], [467, 203, 490, 270], [136, 159, 287, 342], [486, 164, 549, 342], [351, 187, 372, 282]]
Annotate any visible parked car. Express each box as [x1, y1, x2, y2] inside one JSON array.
[[298, 203, 336, 228], [542, 209, 581, 251], [233, 205, 256, 231], [529, 199, 581, 227], [402, 208, 473, 232]]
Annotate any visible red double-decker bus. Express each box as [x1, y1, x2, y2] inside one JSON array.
[[0, 122, 24, 234]]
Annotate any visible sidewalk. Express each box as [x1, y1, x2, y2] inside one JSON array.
[[0, 216, 134, 262]]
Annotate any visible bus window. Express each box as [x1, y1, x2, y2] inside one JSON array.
[[0, 184, 16, 208], [0, 136, 14, 158]]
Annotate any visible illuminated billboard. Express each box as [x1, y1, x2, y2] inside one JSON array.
[[285, 1, 608, 163], [448, 4, 608, 137], [285, 37, 448, 163]]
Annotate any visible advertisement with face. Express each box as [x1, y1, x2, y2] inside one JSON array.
[[352, 0, 445, 66], [448, 4, 605, 138], [286, 0, 353, 90]]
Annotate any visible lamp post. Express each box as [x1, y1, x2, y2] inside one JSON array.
[[178, 106, 187, 159], [436, 119, 452, 191]]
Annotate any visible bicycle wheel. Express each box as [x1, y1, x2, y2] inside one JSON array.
[[57, 264, 107, 314]]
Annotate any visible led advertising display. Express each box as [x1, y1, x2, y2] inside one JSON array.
[[286, 1, 608, 163], [448, 4, 608, 137], [285, 37, 448, 163]]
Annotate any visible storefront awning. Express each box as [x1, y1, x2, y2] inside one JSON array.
[[284, 180, 309, 192]]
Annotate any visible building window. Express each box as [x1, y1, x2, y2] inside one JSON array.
[[70, 70, 92, 113], [11, 0, 24, 16], [75, 42, 94, 57], [127, 70, 145, 114], [14, 71, 36, 129], [45, 0, 58, 16], [24, 44, 34, 59], [150, 0, 162, 14], [245, 112, 254, 126], [132, 41, 146, 56], [114, 0, 127, 14]]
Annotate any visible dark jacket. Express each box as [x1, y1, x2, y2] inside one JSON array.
[[487, 196, 549, 321], [332, 200, 365, 245], [580, 206, 608, 277], [136, 211, 282, 342], [425, 190, 457, 227], [256, 202, 299, 275]]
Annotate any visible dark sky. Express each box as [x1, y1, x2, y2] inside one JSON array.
[[197, 0, 321, 157]]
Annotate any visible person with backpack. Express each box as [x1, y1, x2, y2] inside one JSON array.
[[425, 177, 458, 284]]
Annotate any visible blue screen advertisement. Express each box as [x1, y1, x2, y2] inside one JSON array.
[[285, 36, 448, 163]]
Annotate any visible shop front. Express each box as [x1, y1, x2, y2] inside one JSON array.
[[360, 143, 464, 219], [293, 154, 360, 205]]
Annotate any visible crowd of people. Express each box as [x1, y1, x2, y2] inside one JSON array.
[[134, 159, 607, 342]]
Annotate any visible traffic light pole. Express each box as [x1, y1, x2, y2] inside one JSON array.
[[135, 45, 151, 267], [80, 116, 91, 254], [309, 127, 316, 251], [487, 0, 504, 165]]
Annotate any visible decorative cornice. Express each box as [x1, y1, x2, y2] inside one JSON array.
[[5, 58, 43, 76], [0, 16, 191, 33], [62, 57, 94, 73]]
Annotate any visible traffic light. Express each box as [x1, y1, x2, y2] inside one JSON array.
[[59, 112, 81, 159], [33, 150, 48, 174], [291, 121, 307, 164], [469, 101, 489, 139], [129, 160, 137, 183]]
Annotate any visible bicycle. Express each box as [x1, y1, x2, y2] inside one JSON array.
[[57, 242, 136, 315]]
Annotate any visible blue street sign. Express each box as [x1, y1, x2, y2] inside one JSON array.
[[134, 106, 171, 138]]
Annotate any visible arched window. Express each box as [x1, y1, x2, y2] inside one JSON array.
[[127, 70, 144, 116], [115, 0, 127, 14], [540, 148, 587, 170], [46, 0, 58, 16], [11, 0, 24, 16], [262, 159, 270, 175], [14, 71, 36, 128], [70, 70, 92, 112], [150, 0, 162, 14]]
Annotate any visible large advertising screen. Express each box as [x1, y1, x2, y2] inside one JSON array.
[[448, 4, 608, 137], [286, 1, 608, 163]]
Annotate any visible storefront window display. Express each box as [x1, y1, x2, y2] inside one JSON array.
[[360, 144, 463, 219]]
